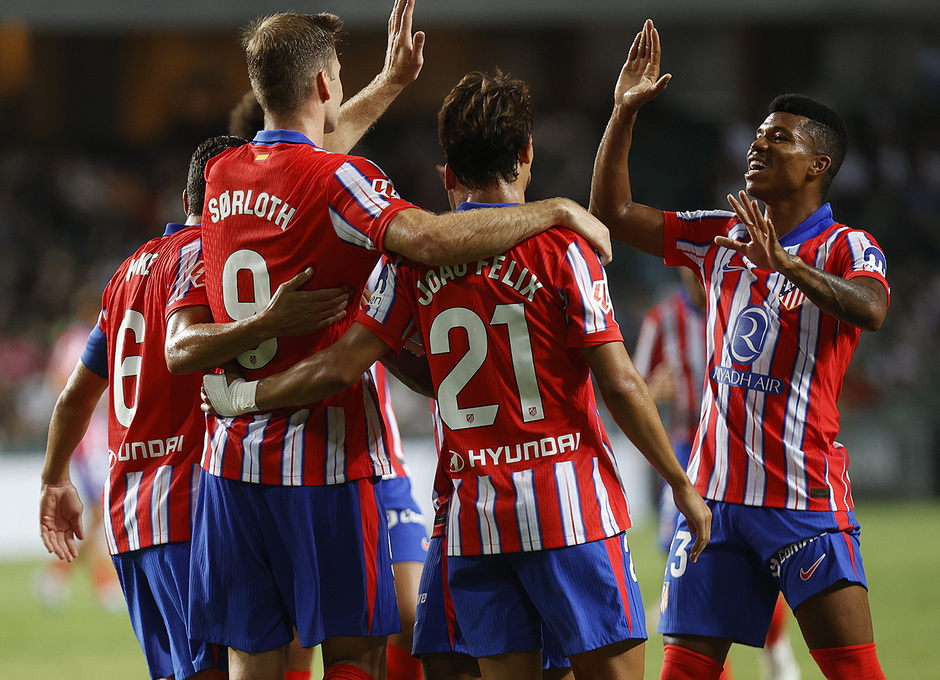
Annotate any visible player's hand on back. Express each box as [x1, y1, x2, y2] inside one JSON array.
[[615, 19, 672, 113], [672, 484, 711, 563], [259, 268, 350, 337], [552, 198, 613, 265]]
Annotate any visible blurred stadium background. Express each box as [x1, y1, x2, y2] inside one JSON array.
[[0, 0, 937, 677]]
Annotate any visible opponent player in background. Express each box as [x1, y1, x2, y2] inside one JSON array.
[[202, 69, 711, 680], [590, 20, 889, 680], [191, 2, 612, 679], [634, 269, 801, 680]]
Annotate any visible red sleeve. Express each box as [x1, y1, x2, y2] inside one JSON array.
[[327, 156, 422, 256], [555, 236, 622, 348]]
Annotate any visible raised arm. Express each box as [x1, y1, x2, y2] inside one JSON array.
[[40, 362, 108, 562], [202, 323, 392, 417], [590, 19, 670, 257], [583, 341, 711, 562], [383, 198, 612, 267], [722, 191, 888, 331], [165, 268, 349, 375], [321, 0, 425, 154]]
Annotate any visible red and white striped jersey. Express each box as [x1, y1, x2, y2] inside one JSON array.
[[96, 223, 208, 555], [664, 203, 890, 513], [200, 129, 419, 486], [633, 289, 706, 446], [360, 204, 632, 556]]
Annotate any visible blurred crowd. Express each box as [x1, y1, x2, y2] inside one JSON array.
[[1, 63, 937, 474]]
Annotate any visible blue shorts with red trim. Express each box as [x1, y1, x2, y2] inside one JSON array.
[[413, 535, 570, 668], [380, 475, 430, 564], [658, 500, 867, 647], [112, 542, 226, 680], [189, 474, 399, 653], [447, 533, 646, 658]]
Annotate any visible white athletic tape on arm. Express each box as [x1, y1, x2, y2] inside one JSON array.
[[202, 374, 259, 416]]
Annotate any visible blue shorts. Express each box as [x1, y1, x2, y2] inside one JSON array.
[[448, 533, 646, 658], [189, 474, 399, 653], [659, 500, 867, 647], [112, 542, 226, 680], [413, 535, 570, 669], [381, 475, 430, 564]]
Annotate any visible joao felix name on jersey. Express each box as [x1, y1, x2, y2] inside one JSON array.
[[361, 207, 632, 557]]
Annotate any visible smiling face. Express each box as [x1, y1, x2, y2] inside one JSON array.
[[744, 111, 828, 203]]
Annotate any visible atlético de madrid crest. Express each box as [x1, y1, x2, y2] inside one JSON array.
[[778, 280, 807, 311]]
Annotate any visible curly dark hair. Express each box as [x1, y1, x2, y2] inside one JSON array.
[[438, 70, 533, 191], [186, 135, 248, 218], [769, 93, 847, 196]]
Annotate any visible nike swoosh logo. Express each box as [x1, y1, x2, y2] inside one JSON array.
[[722, 263, 748, 272], [800, 553, 827, 580]]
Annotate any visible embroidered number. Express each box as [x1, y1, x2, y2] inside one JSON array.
[[430, 303, 545, 430]]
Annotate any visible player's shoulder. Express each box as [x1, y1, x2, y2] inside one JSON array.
[[672, 208, 737, 227]]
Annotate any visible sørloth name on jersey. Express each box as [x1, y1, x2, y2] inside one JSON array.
[[206, 189, 297, 231]]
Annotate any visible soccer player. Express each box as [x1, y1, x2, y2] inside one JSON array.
[[38, 135, 256, 680], [635, 270, 801, 680], [191, 2, 613, 679], [202, 69, 710, 680], [590, 20, 890, 680]]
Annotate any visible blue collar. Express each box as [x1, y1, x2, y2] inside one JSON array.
[[163, 222, 190, 237], [455, 201, 519, 211], [777, 203, 836, 247], [252, 129, 321, 148]]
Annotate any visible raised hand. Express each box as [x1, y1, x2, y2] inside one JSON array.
[[717, 190, 795, 272], [383, 0, 426, 88], [39, 482, 85, 562], [615, 19, 671, 111]]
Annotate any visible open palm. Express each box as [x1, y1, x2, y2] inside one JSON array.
[[615, 19, 671, 110]]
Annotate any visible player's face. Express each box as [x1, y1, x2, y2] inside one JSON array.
[[744, 112, 820, 202], [323, 53, 343, 134]]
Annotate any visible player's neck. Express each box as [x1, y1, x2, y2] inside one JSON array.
[[263, 110, 327, 147], [764, 193, 824, 238], [464, 180, 526, 206]]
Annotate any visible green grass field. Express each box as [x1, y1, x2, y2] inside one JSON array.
[[2, 499, 937, 679]]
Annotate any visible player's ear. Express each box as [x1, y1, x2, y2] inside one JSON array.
[[182, 189, 190, 216], [316, 69, 332, 103], [443, 163, 458, 191], [809, 154, 831, 178], [519, 136, 534, 166]]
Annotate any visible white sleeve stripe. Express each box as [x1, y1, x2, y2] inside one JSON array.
[[565, 241, 607, 334], [330, 206, 377, 251], [335, 161, 391, 218]]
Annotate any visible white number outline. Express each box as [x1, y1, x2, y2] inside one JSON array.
[[669, 529, 694, 578], [221, 249, 277, 369], [429, 303, 545, 431], [114, 309, 145, 427]]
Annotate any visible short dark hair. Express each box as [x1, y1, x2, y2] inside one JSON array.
[[228, 90, 265, 140], [438, 70, 533, 191], [242, 13, 343, 117], [769, 93, 847, 195], [186, 135, 249, 218]]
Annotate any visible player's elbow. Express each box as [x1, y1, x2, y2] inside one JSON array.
[[164, 344, 196, 375]]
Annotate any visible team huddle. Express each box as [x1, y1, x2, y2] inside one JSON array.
[[38, 1, 890, 680]]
